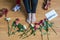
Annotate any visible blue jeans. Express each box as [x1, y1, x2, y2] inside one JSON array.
[[23, 0, 38, 13]]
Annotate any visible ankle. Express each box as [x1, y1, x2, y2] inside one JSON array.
[[31, 13, 36, 23], [28, 13, 32, 20], [27, 13, 32, 24]]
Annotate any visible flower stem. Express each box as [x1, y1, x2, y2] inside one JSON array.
[[7, 21, 11, 36], [47, 32, 49, 40]]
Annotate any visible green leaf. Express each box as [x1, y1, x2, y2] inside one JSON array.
[[30, 25, 34, 30]]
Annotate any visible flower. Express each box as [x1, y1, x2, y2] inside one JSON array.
[[44, 18, 48, 21], [5, 17, 11, 21], [15, 18, 20, 21], [31, 24, 35, 27], [0, 10, 3, 17], [23, 25, 27, 29], [34, 23, 39, 25], [2, 8, 8, 17], [34, 26, 37, 30], [38, 20, 43, 25], [2, 8, 8, 14]]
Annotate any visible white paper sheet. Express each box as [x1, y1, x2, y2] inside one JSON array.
[[45, 10, 58, 21]]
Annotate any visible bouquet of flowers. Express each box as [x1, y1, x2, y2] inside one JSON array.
[[38, 18, 57, 40], [21, 18, 57, 40], [11, 18, 27, 35]]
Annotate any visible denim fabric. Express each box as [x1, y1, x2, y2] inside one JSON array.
[[23, 0, 38, 13]]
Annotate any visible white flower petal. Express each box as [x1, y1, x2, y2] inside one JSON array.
[[6, 18, 11, 21], [23, 25, 27, 29], [31, 24, 34, 27]]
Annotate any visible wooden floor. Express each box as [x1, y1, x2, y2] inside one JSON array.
[[0, 0, 60, 40]]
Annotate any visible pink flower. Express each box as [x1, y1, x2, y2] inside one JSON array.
[[0, 10, 3, 17], [2, 8, 8, 17], [15, 18, 20, 25], [35, 23, 39, 25], [34, 26, 37, 30], [38, 20, 43, 25], [15, 18, 20, 21], [44, 18, 48, 21]]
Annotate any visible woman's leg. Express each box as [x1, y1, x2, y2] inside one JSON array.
[[31, 0, 38, 13], [31, 0, 38, 23], [23, 0, 31, 13], [23, 0, 31, 24]]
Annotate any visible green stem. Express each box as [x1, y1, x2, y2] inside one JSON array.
[[22, 30, 35, 39], [40, 26, 43, 40], [47, 32, 49, 40], [19, 30, 28, 38], [7, 21, 11, 36], [50, 27, 57, 35], [22, 32, 33, 39], [41, 30, 43, 40]]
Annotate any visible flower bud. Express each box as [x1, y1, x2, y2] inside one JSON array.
[[23, 25, 27, 29]]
